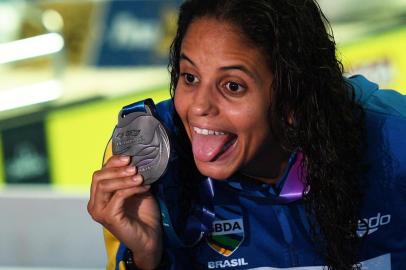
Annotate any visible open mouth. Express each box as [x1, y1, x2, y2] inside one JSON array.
[[192, 126, 238, 162]]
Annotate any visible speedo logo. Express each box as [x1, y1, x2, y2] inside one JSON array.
[[357, 212, 391, 237]]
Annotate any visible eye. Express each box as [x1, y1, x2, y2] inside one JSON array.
[[181, 73, 199, 85], [225, 81, 245, 93]]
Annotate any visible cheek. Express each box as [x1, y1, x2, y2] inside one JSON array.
[[174, 90, 186, 119], [228, 104, 270, 134], [174, 90, 192, 140]]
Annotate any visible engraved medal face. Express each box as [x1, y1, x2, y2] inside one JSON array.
[[112, 111, 170, 185]]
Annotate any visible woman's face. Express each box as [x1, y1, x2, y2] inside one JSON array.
[[174, 18, 281, 180]]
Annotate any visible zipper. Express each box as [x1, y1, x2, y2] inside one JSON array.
[[275, 205, 299, 266]]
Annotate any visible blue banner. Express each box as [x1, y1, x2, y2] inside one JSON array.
[[93, 0, 182, 66]]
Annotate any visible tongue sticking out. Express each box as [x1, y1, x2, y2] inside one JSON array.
[[192, 133, 235, 162]]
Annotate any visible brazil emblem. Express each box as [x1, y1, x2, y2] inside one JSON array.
[[207, 218, 245, 256]]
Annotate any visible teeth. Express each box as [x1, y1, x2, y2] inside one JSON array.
[[193, 127, 225, 136]]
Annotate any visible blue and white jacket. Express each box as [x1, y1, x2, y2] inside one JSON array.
[[103, 75, 406, 270]]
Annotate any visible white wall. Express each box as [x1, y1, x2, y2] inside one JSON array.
[[0, 187, 106, 269]]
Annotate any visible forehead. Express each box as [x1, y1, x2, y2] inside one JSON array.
[[178, 17, 273, 93], [180, 17, 264, 61]]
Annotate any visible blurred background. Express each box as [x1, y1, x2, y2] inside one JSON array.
[[0, 0, 405, 269]]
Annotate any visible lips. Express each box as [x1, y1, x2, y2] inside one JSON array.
[[191, 126, 237, 162]]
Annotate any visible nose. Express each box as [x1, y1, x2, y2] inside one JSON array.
[[190, 84, 219, 117]]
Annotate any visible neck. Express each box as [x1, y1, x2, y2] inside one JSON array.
[[241, 144, 291, 185]]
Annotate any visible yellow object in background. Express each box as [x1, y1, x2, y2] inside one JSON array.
[[46, 88, 170, 191], [340, 27, 406, 93]]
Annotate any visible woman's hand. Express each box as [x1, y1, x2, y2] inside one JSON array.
[[88, 155, 162, 269]]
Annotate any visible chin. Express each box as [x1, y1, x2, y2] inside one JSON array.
[[194, 160, 235, 180]]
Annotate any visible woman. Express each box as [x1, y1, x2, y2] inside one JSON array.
[[88, 0, 406, 269]]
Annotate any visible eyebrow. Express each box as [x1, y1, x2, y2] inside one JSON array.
[[180, 53, 257, 81], [180, 53, 196, 67], [219, 65, 257, 80]]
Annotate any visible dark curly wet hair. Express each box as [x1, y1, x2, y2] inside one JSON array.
[[168, 0, 365, 269]]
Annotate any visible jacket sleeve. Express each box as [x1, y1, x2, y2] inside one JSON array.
[[104, 227, 126, 270], [349, 74, 406, 117]]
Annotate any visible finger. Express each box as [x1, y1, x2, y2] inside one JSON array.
[[97, 174, 144, 193], [91, 155, 133, 206], [88, 170, 102, 212], [90, 165, 137, 207], [89, 156, 134, 221], [105, 185, 151, 218], [104, 155, 131, 169], [91, 170, 144, 212], [90, 168, 140, 213], [88, 173, 111, 217], [89, 180, 141, 223], [95, 165, 138, 181]]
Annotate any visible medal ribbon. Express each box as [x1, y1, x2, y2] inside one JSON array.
[[157, 177, 215, 247], [121, 99, 149, 116]]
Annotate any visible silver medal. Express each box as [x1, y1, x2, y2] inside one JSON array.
[[112, 103, 170, 185]]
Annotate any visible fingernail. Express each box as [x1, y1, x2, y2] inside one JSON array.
[[120, 155, 129, 162], [126, 166, 135, 173], [132, 175, 142, 184]]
